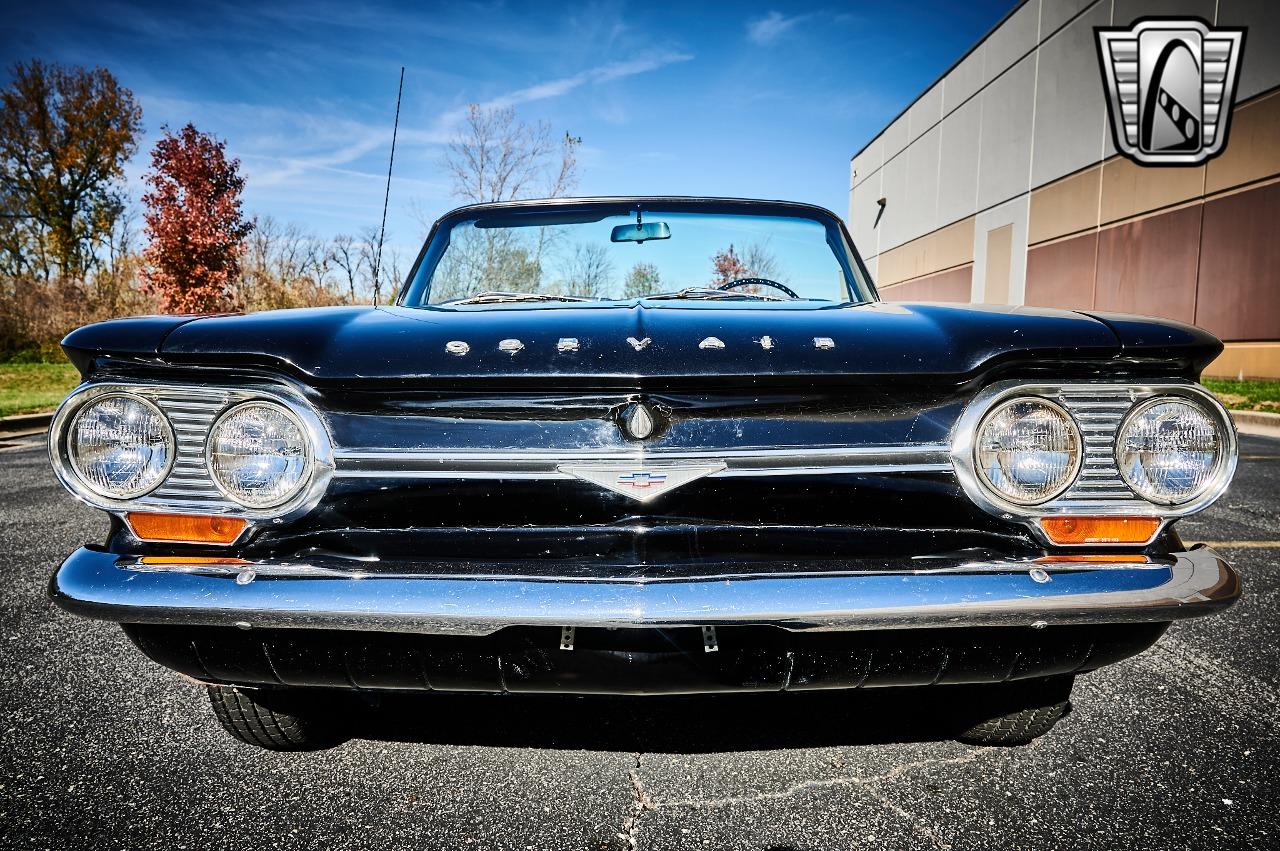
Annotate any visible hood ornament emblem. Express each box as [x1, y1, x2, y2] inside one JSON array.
[[619, 401, 658, 440], [558, 462, 726, 503], [627, 336, 652, 351]]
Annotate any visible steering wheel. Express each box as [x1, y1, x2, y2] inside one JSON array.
[[716, 277, 800, 299]]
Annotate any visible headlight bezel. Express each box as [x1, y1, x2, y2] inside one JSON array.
[[1114, 395, 1234, 506], [49, 382, 334, 534], [205, 399, 315, 509], [952, 380, 1237, 546], [65, 392, 177, 500], [973, 396, 1083, 506]]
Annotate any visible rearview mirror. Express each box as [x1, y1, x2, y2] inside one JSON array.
[[610, 221, 671, 243]]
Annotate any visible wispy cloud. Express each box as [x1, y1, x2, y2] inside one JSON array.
[[746, 10, 810, 45], [449, 51, 694, 119], [278, 51, 693, 185], [147, 49, 692, 193]]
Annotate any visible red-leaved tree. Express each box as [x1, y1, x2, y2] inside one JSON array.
[[141, 123, 253, 313], [710, 244, 749, 286]]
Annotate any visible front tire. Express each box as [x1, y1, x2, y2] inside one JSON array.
[[206, 685, 348, 751], [955, 675, 1074, 746]]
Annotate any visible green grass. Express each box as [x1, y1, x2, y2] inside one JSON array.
[[1203, 378, 1280, 412], [0, 362, 80, 418]]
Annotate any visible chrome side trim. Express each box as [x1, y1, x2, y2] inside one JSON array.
[[51, 545, 1239, 637], [333, 444, 953, 479]]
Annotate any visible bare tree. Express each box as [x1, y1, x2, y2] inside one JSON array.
[[383, 246, 405, 301], [711, 241, 785, 295], [740, 240, 783, 282], [328, 234, 363, 303], [442, 104, 581, 204], [545, 130, 581, 200], [240, 216, 345, 311], [301, 238, 332, 293], [429, 226, 542, 301], [422, 105, 582, 302], [560, 242, 614, 298], [358, 227, 383, 304], [349, 226, 407, 304], [95, 206, 144, 317], [408, 197, 439, 242]]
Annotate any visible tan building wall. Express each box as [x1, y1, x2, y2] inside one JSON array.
[[850, 0, 1280, 378]]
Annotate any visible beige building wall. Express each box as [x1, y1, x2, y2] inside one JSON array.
[[849, 0, 1280, 377]]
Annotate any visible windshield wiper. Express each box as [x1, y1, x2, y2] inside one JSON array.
[[644, 287, 786, 302], [445, 291, 595, 305]]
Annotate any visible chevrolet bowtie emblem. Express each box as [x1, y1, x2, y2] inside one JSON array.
[[558, 462, 726, 502], [617, 470, 666, 488]]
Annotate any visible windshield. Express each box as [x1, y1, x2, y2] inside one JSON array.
[[401, 207, 869, 306]]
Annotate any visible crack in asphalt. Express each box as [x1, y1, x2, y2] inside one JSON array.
[[619, 748, 992, 849], [617, 752, 654, 851], [653, 748, 989, 812], [861, 782, 955, 851]]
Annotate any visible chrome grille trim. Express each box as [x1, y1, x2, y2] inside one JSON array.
[[1057, 387, 1135, 504], [125, 387, 237, 511], [333, 444, 953, 479]]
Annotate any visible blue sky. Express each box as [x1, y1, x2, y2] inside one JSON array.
[[3, 0, 1015, 260]]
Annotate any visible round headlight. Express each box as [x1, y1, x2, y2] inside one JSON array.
[[1116, 397, 1225, 505], [68, 395, 175, 499], [975, 397, 1081, 505], [207, 402, 312, 508]]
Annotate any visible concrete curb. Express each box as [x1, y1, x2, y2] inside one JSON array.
[[0, 411, 53, 434], [1231, 409, 1280, 439]]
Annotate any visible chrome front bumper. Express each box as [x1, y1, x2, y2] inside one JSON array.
[[50, 546, 1240, 637]]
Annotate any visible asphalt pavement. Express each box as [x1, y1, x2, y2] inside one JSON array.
[[2, 433, 1277, 850]]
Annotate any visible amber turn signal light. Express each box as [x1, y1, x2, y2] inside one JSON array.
[[1035, 554, 1150, 564], [126, 512, 247, 545], [137, 556, 251, 566], [1039, 516, 1160, 546]]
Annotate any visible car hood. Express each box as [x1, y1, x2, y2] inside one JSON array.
[[62, 301, 1222, 386]]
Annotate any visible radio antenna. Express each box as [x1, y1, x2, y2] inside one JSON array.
[[371, 66, 404, 305]]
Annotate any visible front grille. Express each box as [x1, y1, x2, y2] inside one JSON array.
[[147, 387, 240, 511], [1057, 387, 1136, 503], [56, 378, 1225, 545]]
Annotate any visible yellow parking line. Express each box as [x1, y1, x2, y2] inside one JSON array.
[[1187, 540, 1280, 547], [0, 440, 42, 453]]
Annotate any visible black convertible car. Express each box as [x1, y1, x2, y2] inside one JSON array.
[[49, 197, 1239, 749]]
